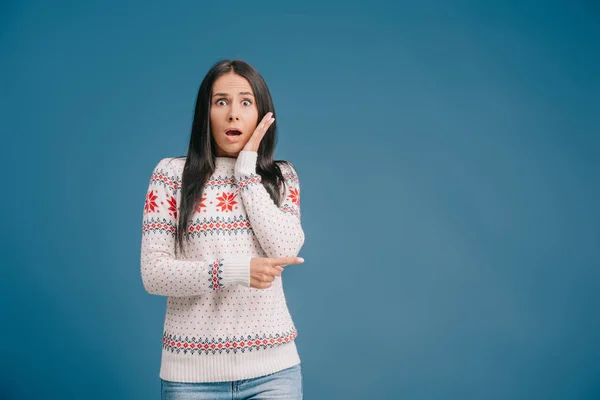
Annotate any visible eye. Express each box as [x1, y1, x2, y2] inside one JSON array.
[[242, 99, 252, 106], [215, 99, 227, 106]]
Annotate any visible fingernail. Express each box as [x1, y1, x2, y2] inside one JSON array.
[[298, 257, 304, 262]]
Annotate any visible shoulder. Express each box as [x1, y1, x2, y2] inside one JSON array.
[[150, 157, 186, 192], [153, 157, 186, 176], [275, 160, 300, 187], [276, 160, 299, 178]]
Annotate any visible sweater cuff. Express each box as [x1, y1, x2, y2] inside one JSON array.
[[234, 150, 258, 177], [220, 256, 252, 288]]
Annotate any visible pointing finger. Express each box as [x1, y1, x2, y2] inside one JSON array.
[[271, 257, 304, 267]]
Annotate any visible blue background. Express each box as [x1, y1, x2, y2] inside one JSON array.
[[2, 1, 599, 399]]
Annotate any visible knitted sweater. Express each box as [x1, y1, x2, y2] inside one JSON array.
[[140, 150, 305, 383]]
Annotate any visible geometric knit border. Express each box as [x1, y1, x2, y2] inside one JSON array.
[[208, 259, 225, 290], [282, 172, 299, 183], [205, 171, 298, 190], [142, 211, 294, 237], [150, 166, 297, 195], [204, 175, 236, 190], [150, 168, 181, 194], [162, 328, 298, 355], [279, 204, 300, 218], [187, 215, 253, 238], [141, 217, 177, 236], [237, 173, 262, 191]]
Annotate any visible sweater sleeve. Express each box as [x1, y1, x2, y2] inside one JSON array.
[[233, 151, 305, 259], [140, 158, 251, 297]]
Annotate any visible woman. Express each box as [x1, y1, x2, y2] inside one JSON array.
[[140, 59, 306, 399]]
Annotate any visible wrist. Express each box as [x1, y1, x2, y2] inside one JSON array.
[[234, 150, 259, 177]]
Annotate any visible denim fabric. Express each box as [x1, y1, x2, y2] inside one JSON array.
[[161, 363, 302, 400]]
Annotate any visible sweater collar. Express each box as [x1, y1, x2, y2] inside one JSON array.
[[215, 156, 237, 170]]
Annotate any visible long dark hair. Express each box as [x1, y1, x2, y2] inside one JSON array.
[[173, 59, 293, 257]]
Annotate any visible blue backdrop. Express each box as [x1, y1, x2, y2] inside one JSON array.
[[2, 1, 599, 399]]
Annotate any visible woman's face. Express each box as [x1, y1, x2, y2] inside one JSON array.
[[210, 72, 259, 157]]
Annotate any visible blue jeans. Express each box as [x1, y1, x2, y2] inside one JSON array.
[[161, 363, 303, 400]]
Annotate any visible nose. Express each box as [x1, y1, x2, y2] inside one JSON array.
[[228, 104, 240, 121]]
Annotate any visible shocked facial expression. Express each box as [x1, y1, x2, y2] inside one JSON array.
[[210, 72, 259, 157]]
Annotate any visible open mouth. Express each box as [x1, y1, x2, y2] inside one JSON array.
[[225, 129, 242, 136]]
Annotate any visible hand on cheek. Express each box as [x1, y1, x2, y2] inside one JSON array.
[[243, 112, 274, 152]]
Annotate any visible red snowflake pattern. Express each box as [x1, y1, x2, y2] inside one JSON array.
[[216, 192, 237, 212], [195, 193, 207, 213], [145, 190, 159, 213], [287, 188, 300, 206], [166, 195, 177, 219]]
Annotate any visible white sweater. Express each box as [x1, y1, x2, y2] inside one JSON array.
[[140, 150, 305, 383]]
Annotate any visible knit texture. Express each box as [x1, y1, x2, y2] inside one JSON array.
[[140, 150, 304, 383]]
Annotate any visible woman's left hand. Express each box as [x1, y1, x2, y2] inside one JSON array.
[[243, 112, 275, 152]]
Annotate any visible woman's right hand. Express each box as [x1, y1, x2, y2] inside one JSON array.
[[250, 256, 304, 289]]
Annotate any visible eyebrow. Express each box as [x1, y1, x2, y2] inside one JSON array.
[[212, 91, 255, 98]]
